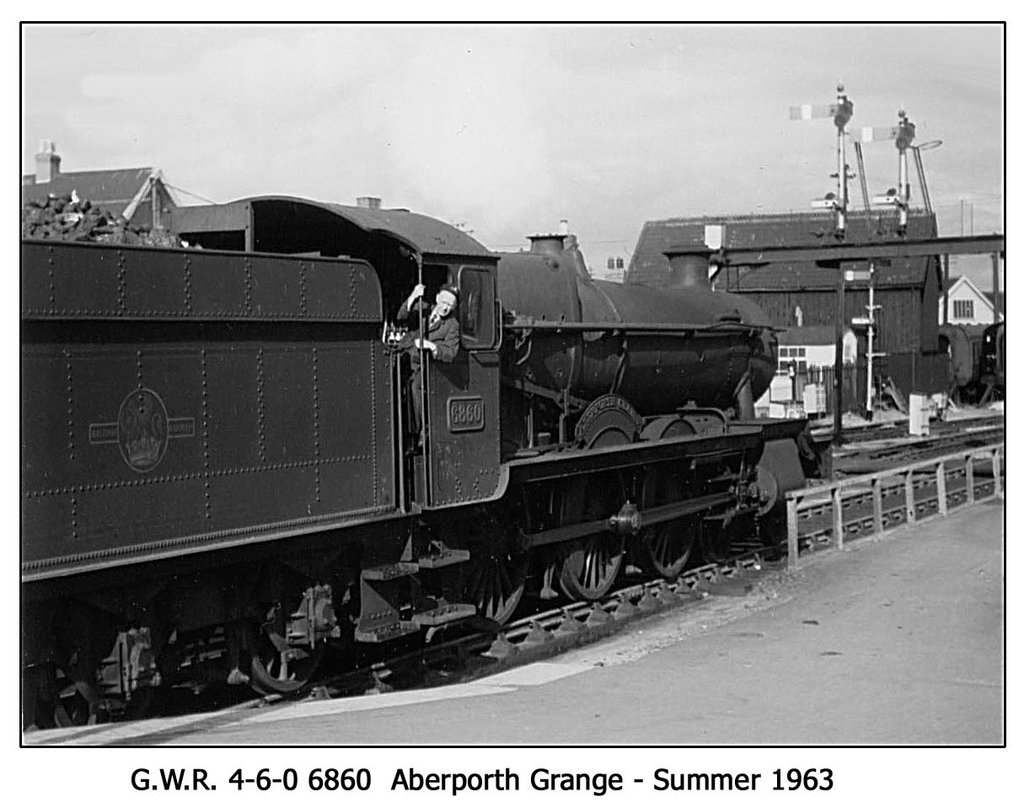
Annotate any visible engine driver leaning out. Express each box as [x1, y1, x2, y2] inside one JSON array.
[[396, 282, 460, 444]]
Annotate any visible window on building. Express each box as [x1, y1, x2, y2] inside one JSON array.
[[616, 257, 624, 270], [777, 346, 807, 374], [953, 299, 974, 319], [607, 258, 615, 270]]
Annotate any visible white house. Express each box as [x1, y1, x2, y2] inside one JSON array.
[[759, 325, 857, 411], [939, 276, 1003, 325], [590, 242, 632, 283]]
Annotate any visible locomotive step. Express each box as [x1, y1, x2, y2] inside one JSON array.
[[354, 621, 420, 644], [411, 603, 476, 627], [361, 562, 420, 581], [417, 548, 471, 569]]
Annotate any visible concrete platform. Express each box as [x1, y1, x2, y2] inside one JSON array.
[[171, 500, 1004, 746]]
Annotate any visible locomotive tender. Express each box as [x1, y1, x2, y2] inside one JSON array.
[[21, 196, 807, 726]]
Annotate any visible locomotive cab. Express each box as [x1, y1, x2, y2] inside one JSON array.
[[170, 195, 506, 510], [417, 263, 503, 507]]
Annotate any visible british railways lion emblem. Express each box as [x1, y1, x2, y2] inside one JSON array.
[[89, 388, 195, 473]]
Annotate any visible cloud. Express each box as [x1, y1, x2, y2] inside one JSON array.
[[23, 24, 1003, 255]]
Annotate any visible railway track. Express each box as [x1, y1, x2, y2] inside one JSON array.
[[833, 423, 1004, 475], [787, 441, 1003, 569], [27, 435, 1005, 743], [811, 412, 1002, 446], [234, 436, 1007, 700], [26, 541, 781, 744]]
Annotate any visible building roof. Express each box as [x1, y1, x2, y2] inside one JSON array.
[[628, 210, 940, 291], [776, 325, 838, 345], [942, 275, 1001, 318], [22, 168, 160, 213], [983, 290, 1005, 311]]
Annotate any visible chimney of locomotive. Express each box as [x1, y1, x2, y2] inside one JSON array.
[[35, 139, 61, 184], [528, 233, 568, 255], [664, 247, 712, 289], [356, 196, 381, 209]]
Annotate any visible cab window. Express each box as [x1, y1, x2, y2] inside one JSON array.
[[458, 266, 496, 350]]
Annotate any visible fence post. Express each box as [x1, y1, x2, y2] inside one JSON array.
[[966, 453, 975, 505], [905, 470, 916, 524], [786, 496, 799, 570], [872, 475, 884, 534], [936, 461, 947, 515], [832, 486, 844, 550], [993, 448, 1002, 498]]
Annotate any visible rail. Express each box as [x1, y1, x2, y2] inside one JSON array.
[[784, 442, 1004, 569]]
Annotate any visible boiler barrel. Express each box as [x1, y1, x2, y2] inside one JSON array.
[[496, 240, 776, 415]]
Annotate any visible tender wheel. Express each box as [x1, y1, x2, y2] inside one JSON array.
[[460, 513, 528, 625], [636, 468, 699, 579], [248, 610, 324, 696], [250, 643, 324, 696], [558, 474, 626, 601], [25, 666, 100, 729]]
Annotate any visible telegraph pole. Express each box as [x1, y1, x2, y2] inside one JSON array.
[[855, 108, 938, 414]]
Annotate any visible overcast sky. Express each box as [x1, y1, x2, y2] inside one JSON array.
[[21, 23, 1004, 282]]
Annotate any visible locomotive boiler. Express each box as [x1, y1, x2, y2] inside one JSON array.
[[21, 196, 809, 727], [495, 233, 777, 451]]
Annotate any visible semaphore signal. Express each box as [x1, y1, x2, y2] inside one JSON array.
[[790, 84, 855, 238], [852, 110, 940, 233]]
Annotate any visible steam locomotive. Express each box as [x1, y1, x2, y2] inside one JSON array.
[[938, 320, 1005, 403], [21, 196, 809, 726]]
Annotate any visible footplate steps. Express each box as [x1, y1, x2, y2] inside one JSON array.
[[354, 622, 420, 644], [361, 562, 420, 581], [411, 603, 476, 628], [417, 548, 471, 570]]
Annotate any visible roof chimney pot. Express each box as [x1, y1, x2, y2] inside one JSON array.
[[35, 139, 61, 184]]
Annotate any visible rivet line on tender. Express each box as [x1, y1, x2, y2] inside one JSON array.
[[256, 347, 266, 463], [117, 250, 127, 314], [24, 502, 393, 572], [26, 455, 372, 498], [370, 343, 378, 506], [65, 348, 74, 462], [243, 257, 253, 315], [184, 256, 193, 314], [47, 248, 56, 307], [202, 347, 211, 519], [312, 345, 321, 503]]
